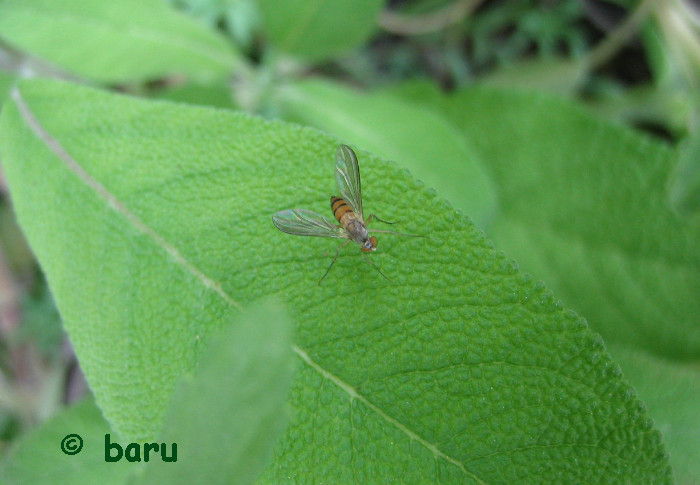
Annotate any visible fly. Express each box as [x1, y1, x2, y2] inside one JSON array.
[[272, 144, 423, 283]]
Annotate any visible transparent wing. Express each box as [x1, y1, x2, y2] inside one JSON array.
[[272, 209, 346, 238], [335, 144, 363, 220]]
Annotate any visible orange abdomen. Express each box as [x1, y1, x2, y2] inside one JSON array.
[[331, 196, 354, 224]]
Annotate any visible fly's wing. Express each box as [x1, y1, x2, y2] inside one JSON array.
[[335, 144, 363, 221], [272, 209, 346, 238]]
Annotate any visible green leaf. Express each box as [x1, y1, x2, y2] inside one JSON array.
[[669, 122, 700, 217], [0, 0, 240, 83], [139, 300, 294, 485], [0, 79, 671, 482], [257, 0, 383, 61], [224, 0, 261, 50], [607, 343, 700, 484], [2, 398, 131, 485], [423, 87, 700, 361], [275, 79, 498, 228]]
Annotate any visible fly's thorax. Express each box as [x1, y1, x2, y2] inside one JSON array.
[[345, 218, 370, 244]]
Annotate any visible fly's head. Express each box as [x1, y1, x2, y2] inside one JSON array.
[[361, 236, 377, 252]]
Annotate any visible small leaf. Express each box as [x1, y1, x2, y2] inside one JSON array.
[[0, 79, 671, 482], [139, 300, 294, 485], [258, 0, 383, 61], [2, 399, 131, 485], [275, 79, 498, 228], [0, 0, 240, 83]]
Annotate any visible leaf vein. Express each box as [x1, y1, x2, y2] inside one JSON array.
[[293, 345, 487, 484]]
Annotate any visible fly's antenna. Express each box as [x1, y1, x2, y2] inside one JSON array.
[[366, 214, 428, 239], [371, 229, 428, 238]]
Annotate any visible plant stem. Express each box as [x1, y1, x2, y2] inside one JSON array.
[[584, 0, 656, 72]]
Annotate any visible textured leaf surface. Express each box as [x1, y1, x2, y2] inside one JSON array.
[[428, 88, 700, 361], [258, 0, 383, 60], [2, 399, 130, 485], [139, 301, 294, 485], [0, 0, 239, 83], [275, 79, 497, 228], [0, 79, 671, 482]]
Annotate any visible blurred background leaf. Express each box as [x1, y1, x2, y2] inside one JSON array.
[[139, 300, 294, 485], [258, 0, 384, 61], [0, 0, 240, 83]]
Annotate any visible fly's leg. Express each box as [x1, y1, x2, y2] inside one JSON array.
[[319, 240, 351, 285], [365, 214, 396, 225], [362, 254, 392, 282]]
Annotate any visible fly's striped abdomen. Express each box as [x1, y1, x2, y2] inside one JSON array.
[[331, 196, 354, 224]]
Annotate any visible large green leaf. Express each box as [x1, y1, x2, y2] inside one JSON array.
[[274, 79, 497, 228], [0, 0, 239, 83], [257, 0, 383, 61], [0, 79, 671, 482]]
